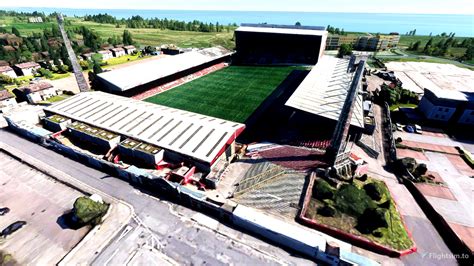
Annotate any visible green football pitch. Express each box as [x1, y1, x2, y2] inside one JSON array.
[[145, 66, 300, 123]]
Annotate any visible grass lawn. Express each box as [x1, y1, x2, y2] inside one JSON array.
[[44, 94, 71, 103], [389, 103, 418, 111], [50, 73, 71, 80], [145, 66, 300, 123]]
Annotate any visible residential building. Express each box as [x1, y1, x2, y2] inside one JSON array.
[[19, 82, 58, 104], [418, 88, 474, 125], [98, 50, 113, 60], [0, 90, 17, 108], [0, 66, 17, 79], [13, 62, 41, 76], [110, 47, 126, 57], [28, 17, 44, 23], [123, 45, 137, 55], [81, 53, 95, 61], [2, 45, 16, 52]]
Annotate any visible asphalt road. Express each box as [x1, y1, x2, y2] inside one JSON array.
[[0, 129, 314, 265]]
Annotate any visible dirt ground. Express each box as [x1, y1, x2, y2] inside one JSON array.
[[0, 152, 89, 264]]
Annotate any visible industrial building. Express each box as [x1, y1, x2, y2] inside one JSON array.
[[418, 88, 474, 125], [386, 61, 474, 125], [44, 91, 246, 171], [96, 47, 232, 95], [234, 24, 327, 65]]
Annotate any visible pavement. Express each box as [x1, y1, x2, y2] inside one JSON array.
[[0, 129, 315, 265]]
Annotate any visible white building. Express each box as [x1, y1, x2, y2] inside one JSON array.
[[14, 62, 41, 76], [0, 66, 17, 79], [20, 82, 58, 104], [0, 90, 17, 108], [123, 45, 137, 55], [98, 50, 113, 60], [110, 48, 126, 57]]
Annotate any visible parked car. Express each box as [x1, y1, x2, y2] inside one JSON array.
[[405, 125, 415, 133], [0, 207, 10, 216], [0, 221, 27, 238], [414, 124, 423, 134], [396, 123, 403, 131]]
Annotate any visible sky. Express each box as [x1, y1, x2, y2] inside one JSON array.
[[1, 0, 473, 14]]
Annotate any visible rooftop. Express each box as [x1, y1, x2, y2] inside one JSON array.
[[21, 82, 54, 93], [0, 66, 13, 73], [68, 121, 119, 141], [15, 62, 40, 69], [98, 50, 112, 54], [386, 61, 474, 99], [285, 56, 365, 128], [45, 114, 70, 124], [97, 46, 232, 92], [124, 45, 136, 49], [236, 25, 327, 37], [45, 91, 245, 164], [0, 90, 14, 101]]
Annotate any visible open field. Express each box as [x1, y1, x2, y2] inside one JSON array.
[[145, 66, 300, 123], [0, 16, 235, 49]]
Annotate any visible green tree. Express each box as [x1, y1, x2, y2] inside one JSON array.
[[462, 45, 474, 61], [423, 38, 433, 52], [411, 41, 421, 51], [122, 30, 133, 45], [295, 21, 301, 26], [337, 43, 352, 58], [11, 27, 20, 37]]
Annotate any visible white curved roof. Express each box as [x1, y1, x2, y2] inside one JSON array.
[[285, 56, 364, 128]]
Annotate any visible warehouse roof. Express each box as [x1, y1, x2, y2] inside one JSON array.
[[236, 26, 327, 37], [97, 46, 232, 92], [45, 91, 245, 164], [285, 56, 365, 128]]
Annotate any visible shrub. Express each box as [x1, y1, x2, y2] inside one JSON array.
[[334, 184, 375, 217], [313, 179, 335, 200], [357, 208, 389, 234], [357, 174, 368, 182], [317, 205, 336, 217], [363, 181, 388, 201], [398, 157, 417, 173], [412, 163, 428, 178], [37, 68, 53, 79], [72, 196, 109, 226]]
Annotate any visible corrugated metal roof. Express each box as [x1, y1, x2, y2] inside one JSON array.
[[45, 91, 245, 164], [97, 46, 232, 92], [285, 56, 365, 128], [236, 26, 327, 37]]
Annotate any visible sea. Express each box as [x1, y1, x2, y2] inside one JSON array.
[[3, 7, 474, 37]]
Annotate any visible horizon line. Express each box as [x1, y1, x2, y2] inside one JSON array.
[[2, 6, 473, 16]]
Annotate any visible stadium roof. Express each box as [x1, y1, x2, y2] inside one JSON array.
[[45, 91, 245, 164], [235, 26, 327, 37], [285, 56, 365, 128], [97, 47, 232, 92]]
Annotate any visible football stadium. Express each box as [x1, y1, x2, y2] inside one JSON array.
[[37, 23, 367, 192]]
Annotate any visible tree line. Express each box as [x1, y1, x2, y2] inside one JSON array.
[[84, 13, 236, 33], [326, 25, 346, 35], [408, 36, 474, 61]]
